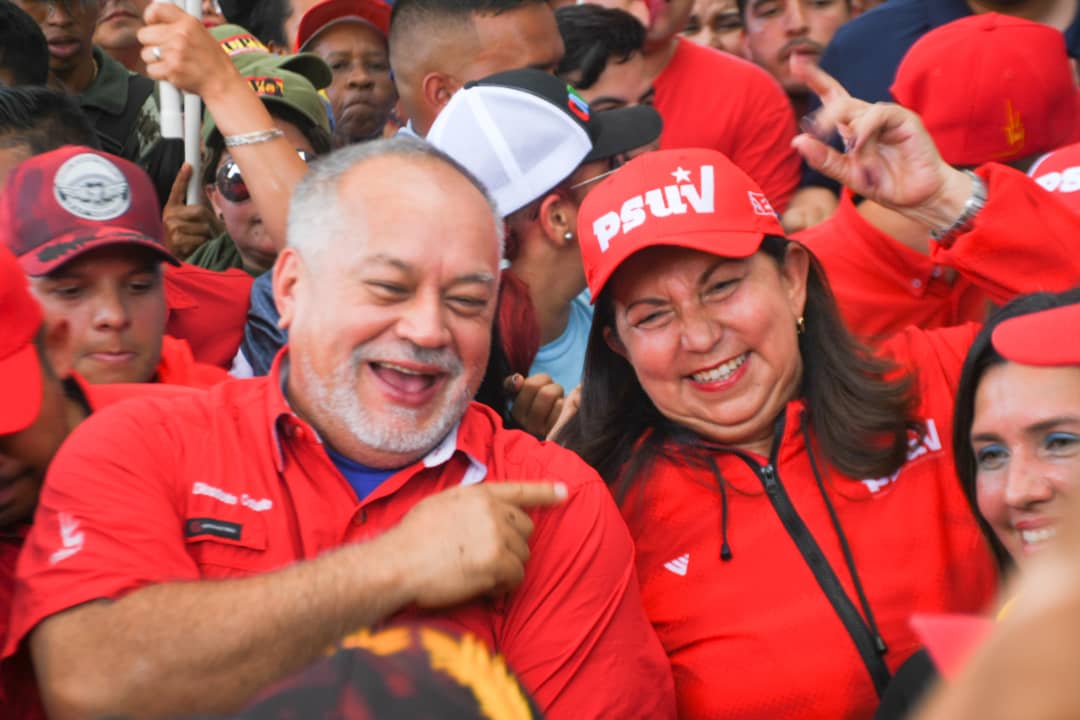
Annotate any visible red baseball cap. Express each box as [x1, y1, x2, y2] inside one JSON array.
[[0, 146, 178, 277], [992, 302, 1080, 366], [0, 244, 44, 435], [576, 148, 785, 300], [1028, 141, 1080, 216], [295, 0, 392, 52], [890, 13, 1078, 166]]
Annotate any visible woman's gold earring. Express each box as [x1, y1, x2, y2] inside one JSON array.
[[797, 316, 806, 335]]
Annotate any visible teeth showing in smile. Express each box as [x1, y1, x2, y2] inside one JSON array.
[[691, 353, 747, 384], [1020, 527, 1057, 546], [374, 362, 428, 376]]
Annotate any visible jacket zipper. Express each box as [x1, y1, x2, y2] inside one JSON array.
[[730, 414, 892, 698]]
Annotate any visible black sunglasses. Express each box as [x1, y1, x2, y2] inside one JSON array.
[[215, 150, 314, 203]]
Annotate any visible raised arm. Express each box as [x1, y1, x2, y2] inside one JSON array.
[[793, 60, 1080, 300], [136, 4, 308, 254]]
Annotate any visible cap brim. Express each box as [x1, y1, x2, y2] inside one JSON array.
[[584, 105, 663, 163], [230, 52, 333, 92], [18, 229, 180, 276], [992, 303, 1080, 366], [587, 229, 764, 302], [0, 342, 43, 435], [296, 0, 391, 52]]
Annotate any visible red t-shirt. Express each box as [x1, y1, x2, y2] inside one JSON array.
[[794, 190, 991, 343], [616, 163, 1080, 718], [653, 38, 800, 212], [165, 263, 253, 369], [7, 357, 676, 720], [157, 335, 229, 389], [0, 376, 200, 720]]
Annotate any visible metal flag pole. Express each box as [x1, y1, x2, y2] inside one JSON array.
[[183, 0, 204, 205]]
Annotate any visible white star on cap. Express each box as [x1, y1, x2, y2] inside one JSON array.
[[671, 167, 692, 183]]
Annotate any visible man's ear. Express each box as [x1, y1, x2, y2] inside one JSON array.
[[421, 72, 459, 115], [273, 248, 303, 330]]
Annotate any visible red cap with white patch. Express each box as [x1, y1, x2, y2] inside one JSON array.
[[576, 148, 785, 300]]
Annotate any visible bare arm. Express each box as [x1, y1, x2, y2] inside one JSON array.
[[29, 482, 566, 720], [137, 4, 308, 254]]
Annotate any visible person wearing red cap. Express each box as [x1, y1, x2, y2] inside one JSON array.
[[295, 0, 397, 146], [0, 241, 197, 720], [0, 146, 226, 389], [555, 59, 1080, 717], [875, 288, 1080, 718], [8, 137, 675, 720], [795, 13, 1079, 344]]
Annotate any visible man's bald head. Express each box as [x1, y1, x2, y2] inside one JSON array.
[[389, 0, 564, 136]]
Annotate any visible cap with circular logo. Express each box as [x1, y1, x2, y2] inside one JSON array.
[[0, 146, 178, 276], [295, 0, 392, 53], [576, 148, 785, 300], [0, 244, 44, 435], [992, 302, 1080, 367]]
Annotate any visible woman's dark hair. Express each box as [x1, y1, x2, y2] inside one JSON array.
[[952, 286, 1080, 573], [557, 236, 917, 498], [202, 103, 333, 187]]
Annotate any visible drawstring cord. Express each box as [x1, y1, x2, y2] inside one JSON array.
[[800, 411, 889, 656], [704, 454, 733, 561]]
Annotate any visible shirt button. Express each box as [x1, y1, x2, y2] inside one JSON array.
[[911, 279, 923, 289]]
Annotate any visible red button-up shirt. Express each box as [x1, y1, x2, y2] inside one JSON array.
[[8, 355, 675, 719]]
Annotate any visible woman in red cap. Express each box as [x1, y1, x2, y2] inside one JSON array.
[[557, 64, 1080, 718]]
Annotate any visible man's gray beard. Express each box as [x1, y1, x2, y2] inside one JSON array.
[[299, 343, 472, 458]]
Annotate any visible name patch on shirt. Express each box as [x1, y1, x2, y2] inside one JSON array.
[[185, 518, 243, 541]]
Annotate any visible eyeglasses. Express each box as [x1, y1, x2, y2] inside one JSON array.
[[569, 153, 629, 191], [215, 150, 313, 203]]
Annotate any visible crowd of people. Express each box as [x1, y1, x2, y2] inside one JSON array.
[[2, 0, 1080, 719]]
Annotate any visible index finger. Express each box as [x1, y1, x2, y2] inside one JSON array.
[[486, 482, 569, 508], [166, 163, 193, 207], [790, 57, 849, 106]]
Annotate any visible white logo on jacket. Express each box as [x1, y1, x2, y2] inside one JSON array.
[[192, 481, 273, 512], [592, 166, 716, 252], [49, 512, 84, 565], [861, 419, 942, 493], [664, 554, 690, 576]]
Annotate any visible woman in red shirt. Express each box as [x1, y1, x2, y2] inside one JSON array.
[[557, 67, 1080, 718]]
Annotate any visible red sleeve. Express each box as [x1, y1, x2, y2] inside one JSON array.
[[500, 451, 676, 720], [931, 163, 1080, 303], [729, 64, 801, 213], [4, 402, 200, 658]]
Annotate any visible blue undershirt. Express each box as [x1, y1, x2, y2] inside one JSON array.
[[325, 446, 402, 501]]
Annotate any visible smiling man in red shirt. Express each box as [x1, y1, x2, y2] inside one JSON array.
[[8, 137, 675, 720]]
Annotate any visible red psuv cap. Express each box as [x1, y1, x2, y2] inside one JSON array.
[[576, 148, 785, 300], [0, 146, 177, 277], [0, 244, 44, 435]]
